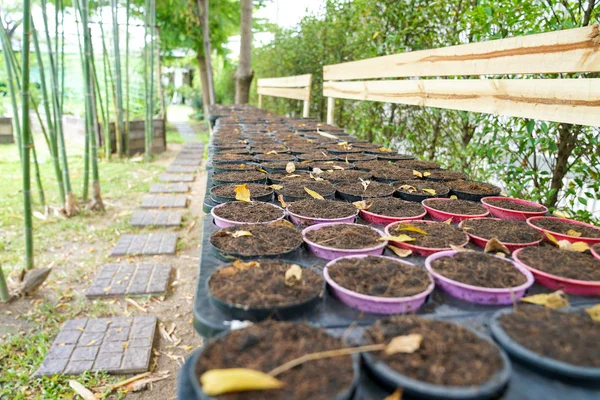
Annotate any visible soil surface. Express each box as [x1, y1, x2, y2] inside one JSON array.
[[432, 252, 527, 288], [390, 221, 468, 248], [369, 152, 414, 160], [336, 181, 396, 198], [365, 316, 504, 386], [425, 170, 468, 181], [209, 260, 323, 308], [212, 171, 267, 184], [425, 199, 488, 215], [363, 198, 425, 218], [328, 256, 431, 297], [324, 145, 364, 154], [297, 152, 337, 161], [287, 199, 357, 219], [484, 199, 544, 212], [319, 169, 372, 182], [308, 161, 355, 171], [213, 143, 247, 149], [254, 153, 296, 162], [529, 218, 600, 238], [212, 162, 259, 172], [499, 307, 600, 367], [287, 146, 320, 154], [276, 181, 337, 200], [214, 149, 250, 155], [517, 246, 600, 281], [370, 165, 416, 181], [195, 321, 355, 400], [395, 159, 441, 170], [213, 153, 255, 162], [461, 218, 542, 243], [395, 180, 450, 197], [260, 161, 309, 171], [210, 224, 303, 256], [213, 202, 284, 223], [354, 160, 394, 171], [305, 224, 381, 249], [211, 183, 273, 200], [268, 171, 313, 183], [447, 180, 501, 196], [338, 153, 378, 162]]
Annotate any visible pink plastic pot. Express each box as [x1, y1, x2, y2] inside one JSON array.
[[512, 248, 600, 296], [425, 250, 534, 304], [458, 218, 543, 253], [324, 255, 434, 314], [302, 222, 387, 260], [592, 244, 600, 261], [422, 198, 489, 223], [210, 202, 285, 228], [481, 196, 547, 221], [526, 216, 600, 245], [287, 208, 358, 227], [359, 208, 427, 225], [384, 220, 469, 257]]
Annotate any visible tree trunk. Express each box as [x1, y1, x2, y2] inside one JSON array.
[[197, 51, 211, 118], [197, 0, 215, 105], [235, 0, 253, 104], [546, 124, 580, 208]]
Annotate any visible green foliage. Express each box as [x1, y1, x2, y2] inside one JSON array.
[[252, 0, 600, 222]]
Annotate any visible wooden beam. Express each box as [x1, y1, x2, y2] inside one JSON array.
[[302, 100, 310, 118], [327, 97, 335, 125], [258, 94, 262, 109], [323, 78, 600, 127], [257, 86, 310, 101], [258, 74, 312, 88], [324, 25, 600, 80]]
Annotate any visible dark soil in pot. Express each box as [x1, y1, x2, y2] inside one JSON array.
[[213, 202, 284, 223], [364, 316, 504, 386], [260, 161, 310, 172], [268, 171, 314, 183], [389, 221, 468, 248], [287, 146, 319, 154], [276, 181, 337, 201], [212, 143, 247, 150], [195, 321, 355, 400], [395, 159, 441, 170], [209, 259, 323, 309], [305, 224, 381, 249], [324, 145, 364, 154], [351, 142, 382, 150], [213, 148, 250, 155], [210, 183, 273, 202], [461, 218, 543, 243], [287, 199, 357, 219], [517, 246, 600, 281], [364, 198, 426, 218], [371, 153, 415, 161], [424, 170, 467, 182], [210, 224, 303, 257], [370, 166, 416, 182], [529, 217, 600, 238], [432, 252, 528, 288], [336, 181, 395, 199], [498, 307, 600, 367], [328, 256, 432, 297], [319, 169, 372, 183], [447, 180, 502, 199], [212, 171, 267, 184], [484, 198, 545, 212], [254, 153, 296, 162], [213, 153, 255, 163], [425, 199, 488, 215], [354, 160, 393, 171], [337, 153, 378, 162], [297, 152, 337, 161], [212, 162, 259, 173], [395, 180, 450, 200], [309, 161, 355, 171]]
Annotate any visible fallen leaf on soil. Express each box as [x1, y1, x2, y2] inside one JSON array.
[[545, 232, 559, 246], [33, 211, 48, 221], [269, 184, 283, 190], [337, 141, 348, 146], [353, 200, 372, 210], [312, 167, 324, 175], [345, 155, 349, 164], [126, 372, 170, 393], [270, 219, 296, 228], [69, 380, 97, 400], [265, 150, 278, 155], [318, 130, 339, 140], [360, 178, 371, 191], [226, 230, 253, 238], [387, 246, 412, 257], [384, 388, 404, 400], [86, 340, 97, 347], [442, 218, 453, 225], [277, 194, 289, 208], [484, 238, 510, 254], [520, 290, 569, 309], [201, 369, 283, 396], [125, 298, 147, 313], [395, 224, 428, 235], [423, 172, 431, 177], [257, 168, 268, 174], [233, 260, 260, 270], [304, 187, 324, 199], [384, 334, 423, 355], [333, 165, 345, 170], [566, 229, 582, 237], [159, 323, 174, 342], [552, 210, 569, 218], [284, 264, 303, 287], [546, 233, 590, 252], [399, 185, 417, 193], [585, 304, 600, 322], [378, 147, 393, 153], [235, 184, 251, 202], [450, 244, 473, 252], [310, 173, 324, 181], [422, 188, 436, 196], [412, 170, 423, 178], [449, 195, 458, 200], [103, 286, 112, 293], [285, 162, 295, 174], [378, 235, 415, 243]]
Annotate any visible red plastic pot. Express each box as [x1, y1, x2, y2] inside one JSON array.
[[481, 196, 547, 221], [359, 208, 426, 226], [384, 220, 469, 257], [422, 198, 489, 223], [526, 216, 600, 245], [592, 244, 600, 261], [458, 218, 543, 253]]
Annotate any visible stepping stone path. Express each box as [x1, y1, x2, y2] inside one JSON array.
[[176, 153, 204, 160], [171, 159, 202, 166], [149, 183, 190, 193], [34, 316, 157, 376], [110, 233, 178, 256], [166, 165, 198, 173], [141, 195, 188, 208], [86, 264, 172, 297], [130, 210, 183, 227], [173, 122, 200, 142], [159, 173, 195, 182]]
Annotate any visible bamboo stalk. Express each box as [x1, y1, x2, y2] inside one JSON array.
[[91, 46, 110, 160], [125, 0, 130, 147], [0, 265, 9, 302], [74, 12, 90, 201], [111, 0, 126, 157], [99, 13, 121, 157]]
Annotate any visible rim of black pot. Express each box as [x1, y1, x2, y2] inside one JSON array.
[[211, 163, 261, 174], [211, 177, 269, 187], [209, 184, 274, 204], [209, 239, 304, 262], [274, 188, 337, 203], [395, 187, 450, 202], [451, 188, 501, 202], [336, 190, 394, 203]]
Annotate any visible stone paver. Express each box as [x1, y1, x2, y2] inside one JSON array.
[[129, 210, 183, 227], [86, 264, 172, 297], [149, 183, 190, 193], [110, 233, 177, 256], [159, 173, 195, 182], [166, 165, 198, 173], [34, 316, 157, 376], [141, 195, 188, 209], [171, 159, 202, 166], [175, 153, 204, 160]]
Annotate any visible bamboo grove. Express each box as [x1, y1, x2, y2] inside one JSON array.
[[0, 0, 161, 296]]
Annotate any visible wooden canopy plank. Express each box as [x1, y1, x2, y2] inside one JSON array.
[[324, 25, 600, 80], [323, 78, 600, 126], [257, 86, 311, 101], [258, 74, 312, 88]]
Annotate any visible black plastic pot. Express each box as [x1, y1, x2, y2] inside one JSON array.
[[212, 163, 260, 174], [395, 188, 450, 203], [211, 176, 268, 187], [450, 181, 501, 202], [209, 239, 303, 262], [260, 163, 311, 174], [336, 190, 393, 202], [337, 154, 378, 162]]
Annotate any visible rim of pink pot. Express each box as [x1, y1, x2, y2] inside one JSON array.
[[425, 250, 535, 294], [526, 216, 600, 243], [360, 208, 427, 223], [384, 220, 470, 253], [512, 248, 600, 288], [481, 196, 548, 217], [302, 222, 388, 253], [287, 207, 358, 224], [458, 218, 544, 249], [422, 197, 490, 220], [591, 244, 600, 261], [324, 254, 435, 303], [210, 201, 286, 226]]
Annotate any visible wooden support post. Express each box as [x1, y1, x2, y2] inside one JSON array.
[[258, 94, 262, 109], [302, 99, 309, 118], [327, 97, 334, 125]]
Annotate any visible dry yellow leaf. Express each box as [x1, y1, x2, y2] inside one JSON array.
[[86, 340, 97, 347], [567, 229, 582, 237], [200, 368, 283, 396], [345, 155, 349, 164], [265, 150, 278, 155], [285, 162, 296, 174], [399, 185, 417, 193], [277, 194, 289, 208], [395, 224, 428, 235], [310, 173, 324, 182], [384, 388, 404, 400], [268, 184, 283, 190], [387, 246, 412, 258], [284, 174, 302, 179], [412, 170, 423, 178], [284, 264, 303, 287], [584, 304, 600, 322], [227, 231, 253, 238], [304, 187, 324, 200], [378, 147, 393, 153], [423, 172, 431, 177], [570, 241, 591, 252], [450, 244, 474, 252], [270, 219, 296, 229], [257, 168, 268, 174], [233, 260, 260, 271], [333, 165, 345, 170], [360, 178, 370, 191], [421, 188, 437, 196], [312, 167, 324, 174], [235, 184, 251, 202], [484, 238, 510, 254], [337, 141, 349, 146], [353, 200, 372, 210], [384, 334, 423, 355], [378, 235, 416, 243], [520, 290, 569, 309], [442, 218, 453, 225], [449, 195, 458, 200]]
